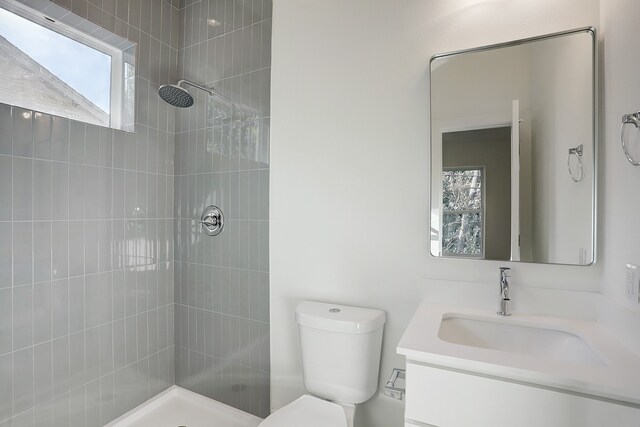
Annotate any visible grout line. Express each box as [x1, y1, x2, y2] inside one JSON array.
[[178, 14, 272, 52], [110, 130, 116, 422], [173, 259, 270, 275], [174, 344, 270, 375], [95, 127, 103, 426], [49, 115, 54, 354], [81, 122, 88, 427], [0, 219, 200, 223], [172, 303, 269, 326], [9, 105, 14, 421], [65, 108, 72, 426]]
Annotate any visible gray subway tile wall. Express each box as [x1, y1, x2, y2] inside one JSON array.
[[173, 0, 271, 418], [0, 0, 179, 425]]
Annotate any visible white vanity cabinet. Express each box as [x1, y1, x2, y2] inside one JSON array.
[[398, 303, 640, 427], [403, 361, 640, 427]]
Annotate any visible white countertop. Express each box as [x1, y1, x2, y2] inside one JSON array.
[[397, 303, 640, 406]]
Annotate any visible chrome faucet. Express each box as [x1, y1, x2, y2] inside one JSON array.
[[497, 267, 511, 316]]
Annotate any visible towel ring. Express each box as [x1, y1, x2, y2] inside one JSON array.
[[621, 112, 640, 166], [567, 144, 584, 182]]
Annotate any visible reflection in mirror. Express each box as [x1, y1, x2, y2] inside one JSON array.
[[430, 28, 596, 266]]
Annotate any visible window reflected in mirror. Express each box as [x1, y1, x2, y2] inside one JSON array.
[[442, 168, 484, 257], [430, 28, 596, 265]]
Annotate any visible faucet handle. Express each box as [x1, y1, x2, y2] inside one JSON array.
[[498, 267, 512, 316]]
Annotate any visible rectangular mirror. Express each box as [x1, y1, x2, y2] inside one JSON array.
[[430, 28, 596, 265]]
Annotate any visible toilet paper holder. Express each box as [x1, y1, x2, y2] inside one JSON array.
[[384, 368, 406, 400]]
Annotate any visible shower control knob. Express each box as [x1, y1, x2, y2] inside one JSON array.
[[200, 217, 218, 227], [199, 205, 224, 236]]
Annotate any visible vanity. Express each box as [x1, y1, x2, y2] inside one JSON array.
[[397, 302, 640, 427], [400, 23, 640, 426]]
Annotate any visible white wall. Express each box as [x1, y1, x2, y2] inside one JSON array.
[[600, 0, 640, 310], [269, 0, 640, 426]]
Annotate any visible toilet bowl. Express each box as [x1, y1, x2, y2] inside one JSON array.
[[259, 395, 352, 427], [259, 301, 385, 427]]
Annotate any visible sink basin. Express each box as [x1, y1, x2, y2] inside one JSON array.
[[438, 315, 604, 366], [398, 303, 640, 406]]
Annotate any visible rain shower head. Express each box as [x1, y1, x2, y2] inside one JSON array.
[[158, 79, 215, 108], [158, 84, 194, 108]]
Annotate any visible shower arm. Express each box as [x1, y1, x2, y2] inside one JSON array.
[[177, 79, 214, 95], [177, 79, 233, 105]]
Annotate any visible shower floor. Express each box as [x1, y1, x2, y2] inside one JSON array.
[[105, 386, 262, 427]]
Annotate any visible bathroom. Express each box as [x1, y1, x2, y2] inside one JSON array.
[[1, 0, 640, 426]]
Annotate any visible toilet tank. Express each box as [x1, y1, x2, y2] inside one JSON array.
[[295, 301, 385, 404]]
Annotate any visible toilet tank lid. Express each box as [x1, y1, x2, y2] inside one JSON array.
[[295, 301, 385, 334]]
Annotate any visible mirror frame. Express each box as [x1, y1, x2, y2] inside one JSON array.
[[428, 27, 598, 266]]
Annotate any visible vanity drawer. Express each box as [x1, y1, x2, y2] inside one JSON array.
[[405, 361, 640, 427]]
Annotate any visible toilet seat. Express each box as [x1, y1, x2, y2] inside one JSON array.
[[259, 395, 348, 427]]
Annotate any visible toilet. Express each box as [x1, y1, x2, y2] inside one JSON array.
[[260, 301, 386, 427]]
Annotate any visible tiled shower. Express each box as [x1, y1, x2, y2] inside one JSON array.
[[0, 0, 271, 425], [174, 1, 271, 416], [173, 0, 271, 417]]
